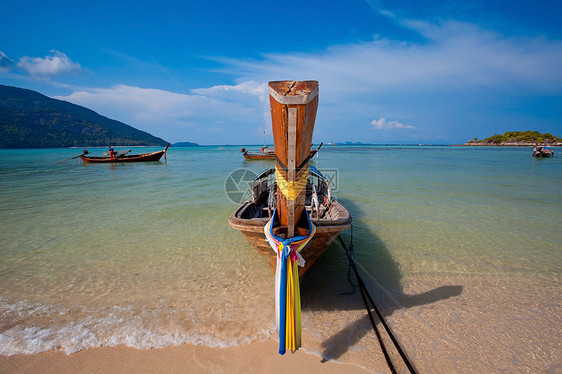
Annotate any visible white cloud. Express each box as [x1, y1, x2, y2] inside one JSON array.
[[17, 50, 82, 78], [191, 81, 268, 100], [208, 19, 561, 143], [371, 118, 414, 130], [43, 17, 562, 144], [0, 51, 14, 72], [219, 21, 562, 96], [55, 85, 196, 129], [54, 83, 270, 144]]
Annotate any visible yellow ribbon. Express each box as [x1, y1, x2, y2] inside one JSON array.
[[275, 167, 308, 201]]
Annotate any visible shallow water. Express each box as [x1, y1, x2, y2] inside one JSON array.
[[0, 146, 560, 372]]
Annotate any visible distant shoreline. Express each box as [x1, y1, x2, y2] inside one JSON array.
[[3, 143, 561, 150], [460, 142, 562, 147]]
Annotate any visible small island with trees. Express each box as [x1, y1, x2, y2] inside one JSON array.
[[463, 131, 561, 146]]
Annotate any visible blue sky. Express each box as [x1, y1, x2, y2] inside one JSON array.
[[1, 0, 561, 145]]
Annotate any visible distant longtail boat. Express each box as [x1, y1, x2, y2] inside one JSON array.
[[241, 143, 322, 160], [532, 144, 554, 158], [80, 143, 170, 163]]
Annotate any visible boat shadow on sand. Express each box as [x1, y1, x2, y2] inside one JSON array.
[[299, 198, 463, 362]]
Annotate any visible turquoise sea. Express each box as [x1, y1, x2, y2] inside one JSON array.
[[0, 145, 560, 372]]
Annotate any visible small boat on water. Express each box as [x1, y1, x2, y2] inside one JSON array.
[[80, 143, 170, 163], [532, 145, 554, 158], [241, 143, 322, 160], [240, 146, 275, 160], [228, 80, 350, 355]]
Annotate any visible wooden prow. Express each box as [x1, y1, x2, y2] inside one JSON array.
[[164, 143, 170, 159], [269, 81, 319, 238]]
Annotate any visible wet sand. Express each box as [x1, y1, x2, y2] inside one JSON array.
[[2, 273, 559, 374], [1, 272, 560, 374], [0, 339, 371, 374]]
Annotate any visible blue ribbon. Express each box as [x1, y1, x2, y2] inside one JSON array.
[[268, 207, 315, 355], [278, 239, 291, 355]]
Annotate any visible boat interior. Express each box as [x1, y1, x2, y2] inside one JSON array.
[[239, 167, 348, 222]]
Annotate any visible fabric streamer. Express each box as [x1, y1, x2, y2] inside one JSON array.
[[275, 167, 309, 201], [264, 208, 316, 355]]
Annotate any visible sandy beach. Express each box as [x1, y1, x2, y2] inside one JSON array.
[[0, 339, 371, 374], [2, 272, 560, 374]]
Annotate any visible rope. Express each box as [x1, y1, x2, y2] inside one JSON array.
[[337, 233, 418, 374], [340, 224, 357, 296]]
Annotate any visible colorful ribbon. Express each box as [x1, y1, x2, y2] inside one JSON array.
[[264, 208, 316, 355], [275, 167, 309, 201]]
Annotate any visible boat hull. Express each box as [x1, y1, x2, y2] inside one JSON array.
[[243, 152, 276, 160], [533, 150, 554, 158], [229, 201, 351, 278], [243, 149, 318, 160], [80, 150, 165, 163]]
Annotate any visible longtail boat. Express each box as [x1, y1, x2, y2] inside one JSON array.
[[228, 81, 350, 355], [241, 143, 322, 160], [532, 146, 554, 158], [80, 143, 170, 163], [229, 166, 351, 275], [240, 146, 275, 160]]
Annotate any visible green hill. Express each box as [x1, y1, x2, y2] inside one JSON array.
[[465, 131, 561, 146], [0, 84, 168, 148]]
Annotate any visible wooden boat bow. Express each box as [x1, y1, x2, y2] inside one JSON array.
[[269, 81, 319, 238]]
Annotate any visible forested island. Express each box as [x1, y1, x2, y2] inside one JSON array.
[[172, 142, 200, 147], [0, 85, 169, 148], [463, 131, 561, 146]]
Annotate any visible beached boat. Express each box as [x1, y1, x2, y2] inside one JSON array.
[[229, 81, 349, 277], [229, 166, 351, 276], [532, 146, 554, 158], [229, 80, 350, 354], [241, 144, 322, 160], [80, 144, 170, 163]]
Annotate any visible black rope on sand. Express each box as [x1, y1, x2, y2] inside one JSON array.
[[337, 234, 418, 374], [340, 224, 358, 296]]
